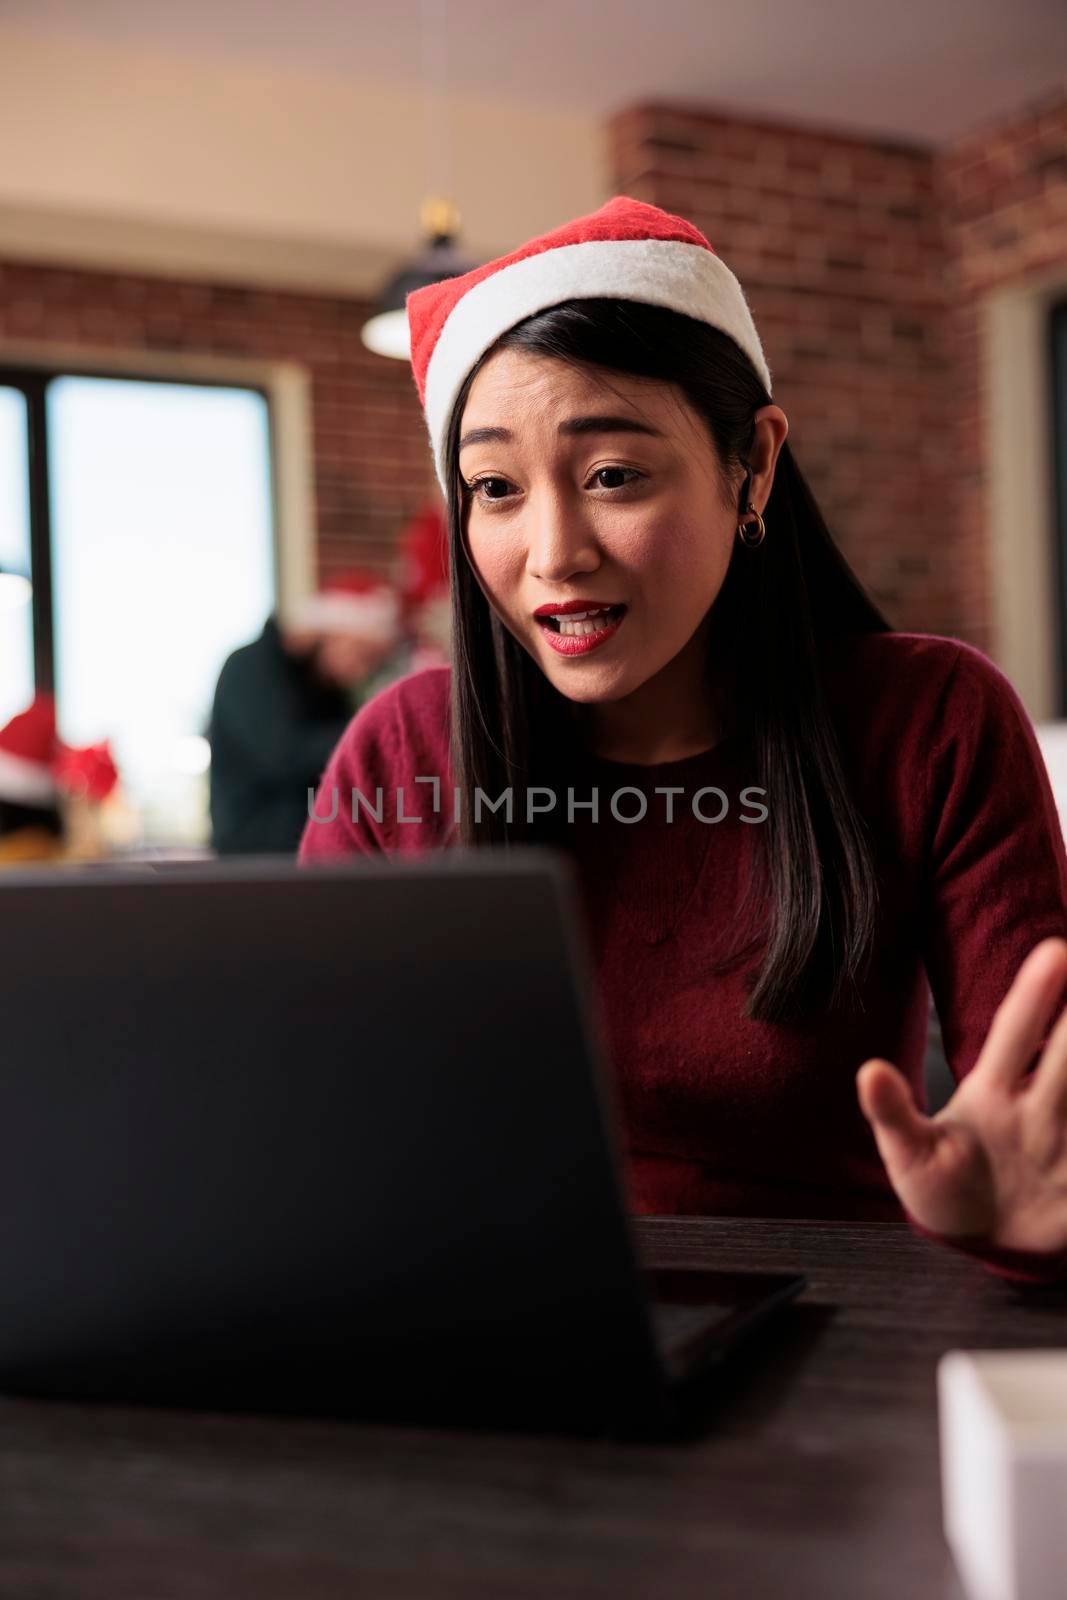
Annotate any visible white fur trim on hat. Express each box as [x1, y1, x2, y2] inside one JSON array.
[[285, 590, 402, 641], [0, 748, 58, 806], [424, 237, 772, 492]]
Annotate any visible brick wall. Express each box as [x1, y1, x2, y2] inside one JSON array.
[[3, 89, 1064, 642], [608, 95, 1067, 651], [0, 264, 438, 583], [608, 103, 958, 638], [939, 91, 1067, 651]]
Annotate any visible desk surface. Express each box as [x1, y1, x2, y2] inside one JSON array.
[[0, 1217, 1063, 1599]]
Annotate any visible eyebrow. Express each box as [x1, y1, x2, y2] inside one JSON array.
[[458, 414, 666, 453]]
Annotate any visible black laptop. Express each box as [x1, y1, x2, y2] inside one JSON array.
[[0, 850, 804, 1434]]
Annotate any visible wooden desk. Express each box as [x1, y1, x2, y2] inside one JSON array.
[[0, 1218, 1063, 1598]]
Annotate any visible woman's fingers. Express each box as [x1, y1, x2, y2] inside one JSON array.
[[971, 937, 1067, 1091], [1026, 977, 1067, 1125], [856, 1059, 940, 1180]]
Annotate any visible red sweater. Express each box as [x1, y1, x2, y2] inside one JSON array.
[[299, 631, 1067, 1282]]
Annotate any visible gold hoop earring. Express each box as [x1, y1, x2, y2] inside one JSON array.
[[737, 503, 766, 547]]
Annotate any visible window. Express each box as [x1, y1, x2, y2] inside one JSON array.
[[1, 369, 277, 844], [0, 386, 34, 725]]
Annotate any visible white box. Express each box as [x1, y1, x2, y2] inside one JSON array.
[[939, 1350, 1067, 1600]]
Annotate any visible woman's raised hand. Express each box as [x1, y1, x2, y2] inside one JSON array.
[[856, 937, 1067, 1254]]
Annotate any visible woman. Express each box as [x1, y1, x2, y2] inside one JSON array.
[[301, 197, 1067, 1282]]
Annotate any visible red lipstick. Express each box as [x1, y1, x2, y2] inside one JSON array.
[[532, 598, 622, 617], [533, 599, 627, 657]]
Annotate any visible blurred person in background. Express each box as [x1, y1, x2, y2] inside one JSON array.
[[0, 693, 120, 865], [208, 569, 401, 856], [357, 501, 453, 700], [395, 500, 451, 673]]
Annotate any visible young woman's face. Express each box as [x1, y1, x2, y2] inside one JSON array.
[[458, 349, 739, 707]]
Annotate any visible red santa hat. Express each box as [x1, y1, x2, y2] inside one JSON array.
[[285, 568, 402, 644], [394, 502, 449, 614], [52, 742, 120, 803], [406, 195, 773, 493], [0, 693, 120, 806], [0, 694, 60, 806]]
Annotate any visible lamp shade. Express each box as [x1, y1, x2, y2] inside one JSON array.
[[0, 565, 32, 612], [361, 199, 478, 361]]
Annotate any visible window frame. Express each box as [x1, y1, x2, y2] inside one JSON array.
[[1, 367, 55, 692], [1052, 299, 1067, 717], [0, 358, 291, 697], [984, 271, 1067, 721]]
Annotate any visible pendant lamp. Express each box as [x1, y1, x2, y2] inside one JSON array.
[[360, 195, 476, 360]]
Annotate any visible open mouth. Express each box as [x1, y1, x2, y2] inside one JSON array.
[[536, 603, 627, 638]]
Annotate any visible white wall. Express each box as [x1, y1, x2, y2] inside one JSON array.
[[1035, 726, 1067, 837], [0, 26, 607, 293]]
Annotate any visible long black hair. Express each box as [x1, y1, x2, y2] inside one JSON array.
[[443, 298, 892, 1024]]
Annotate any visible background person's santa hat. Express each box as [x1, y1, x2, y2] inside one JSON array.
[[391, 501, 452, 668], [406, 195, 773, 494], [52, 741, 120, 804], [283, 568, 402, 645], [0, 694, 61, 806], [0, 693, 119, 807], [394, 502, 449, 617]]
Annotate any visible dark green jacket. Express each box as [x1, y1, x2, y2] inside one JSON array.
[[208, 616, 356, 856]]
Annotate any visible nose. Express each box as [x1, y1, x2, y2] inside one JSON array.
[[524, 487, 601, 583]]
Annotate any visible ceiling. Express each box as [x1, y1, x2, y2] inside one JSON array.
[[2, 0, 1065, 144]]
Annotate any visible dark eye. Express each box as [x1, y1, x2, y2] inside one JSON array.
[[467, 475, 511, 502], [591, 467, 639, 490]]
